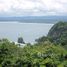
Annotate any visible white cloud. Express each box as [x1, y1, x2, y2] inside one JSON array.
[[0, 0, 67, 16]]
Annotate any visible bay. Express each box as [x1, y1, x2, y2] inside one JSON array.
[[0, 22, 53, 43]]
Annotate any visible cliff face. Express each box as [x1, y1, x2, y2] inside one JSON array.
[[48, 21, 67, 46]]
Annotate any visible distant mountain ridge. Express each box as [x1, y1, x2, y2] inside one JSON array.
[[0, 16, 67, 23]]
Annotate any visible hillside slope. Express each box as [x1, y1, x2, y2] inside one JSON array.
[[48, 21, 67, 46]]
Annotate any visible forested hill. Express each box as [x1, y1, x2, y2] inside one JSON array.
[[36, 21, 67, 48], [48, 22, 67, 46], [0, 16, 67, 23]]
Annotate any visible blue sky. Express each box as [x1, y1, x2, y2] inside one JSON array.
[[0, 0, 67, 16]]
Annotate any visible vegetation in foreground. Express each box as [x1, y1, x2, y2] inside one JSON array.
[[0, 39, 67, 67], [0, 21, 67, 67]]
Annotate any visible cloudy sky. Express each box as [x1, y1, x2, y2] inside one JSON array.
[[0, 0, 67, 16]]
